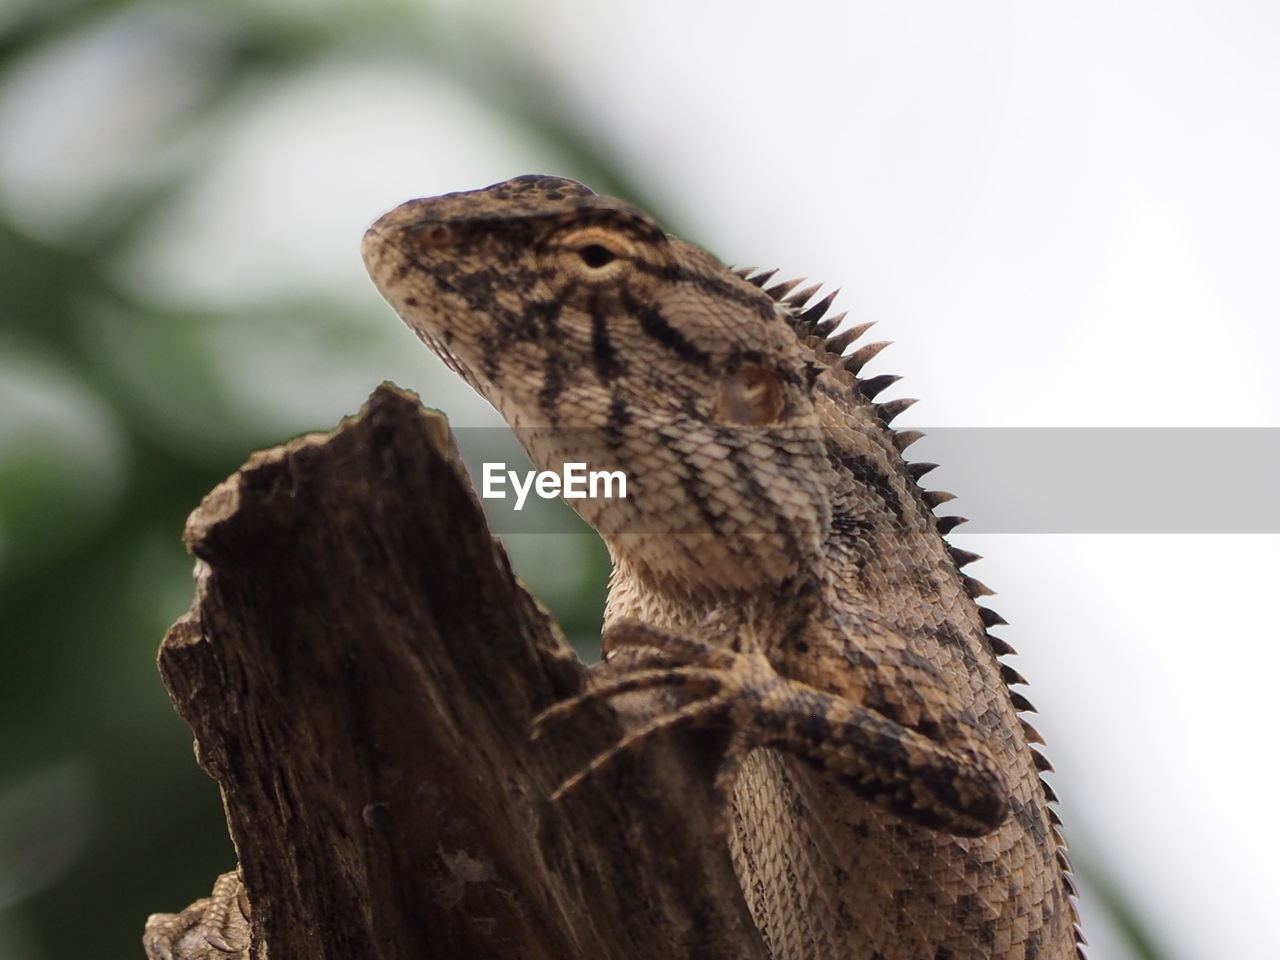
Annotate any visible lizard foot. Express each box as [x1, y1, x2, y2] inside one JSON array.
[[532, 619, 799, 803], [532, 621, 769, 802], [143, 870, 250, 960]]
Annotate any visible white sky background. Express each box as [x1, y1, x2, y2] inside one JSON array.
[[1, 1, 1277, 958]]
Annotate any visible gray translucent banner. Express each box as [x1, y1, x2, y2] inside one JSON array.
[[447, 428, 1280, 534]]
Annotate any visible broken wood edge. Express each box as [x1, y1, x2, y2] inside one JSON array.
[[145, 383, 765, 960]]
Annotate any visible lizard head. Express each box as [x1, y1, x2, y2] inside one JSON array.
[[363, 175, 834, 596]]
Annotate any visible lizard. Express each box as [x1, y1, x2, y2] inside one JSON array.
[[360, 174, 1084, 960]]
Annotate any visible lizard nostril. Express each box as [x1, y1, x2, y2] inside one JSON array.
[[422, 225, 451, 247]]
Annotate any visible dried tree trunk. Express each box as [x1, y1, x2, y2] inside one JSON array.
[[145, 384, 765, 960]]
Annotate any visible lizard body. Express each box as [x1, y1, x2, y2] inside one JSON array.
[[361, 175, 1083, 959]]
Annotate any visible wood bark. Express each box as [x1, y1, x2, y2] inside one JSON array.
[[147, 383, 765, 959]]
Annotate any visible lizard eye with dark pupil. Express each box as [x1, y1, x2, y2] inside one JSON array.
[[578, 244, 616, 268]]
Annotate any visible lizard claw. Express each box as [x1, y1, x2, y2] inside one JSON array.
[[533, 619, 775, 801], [530, 664, 725, 740], [544, 690, 736, 802]]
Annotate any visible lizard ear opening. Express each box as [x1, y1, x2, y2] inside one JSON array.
[[716, 365, 785, 426]]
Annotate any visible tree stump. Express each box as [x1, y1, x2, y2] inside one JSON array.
[[143, 384, 765, 960]]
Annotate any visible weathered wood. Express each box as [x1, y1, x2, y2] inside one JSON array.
[[146, 383, 765, 959]]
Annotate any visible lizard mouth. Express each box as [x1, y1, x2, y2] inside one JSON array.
[[362, 224, 490, 397]]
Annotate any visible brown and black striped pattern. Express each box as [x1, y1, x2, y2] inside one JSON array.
[[363, 175, 1083, 960]]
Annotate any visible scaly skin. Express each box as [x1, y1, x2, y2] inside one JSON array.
[[361, 175, 1083, 960]]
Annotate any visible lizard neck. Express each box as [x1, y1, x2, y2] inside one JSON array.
[[602, 556, 825, 657]]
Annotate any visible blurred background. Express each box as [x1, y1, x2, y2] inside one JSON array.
[[1, 1, 1276, 958]]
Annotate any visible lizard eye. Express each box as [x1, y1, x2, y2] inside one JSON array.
[[578, 244, 616, 268], [550, 225, 636, 283]]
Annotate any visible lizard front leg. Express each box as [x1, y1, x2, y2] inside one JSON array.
[[535, 619, 1008, 838]]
